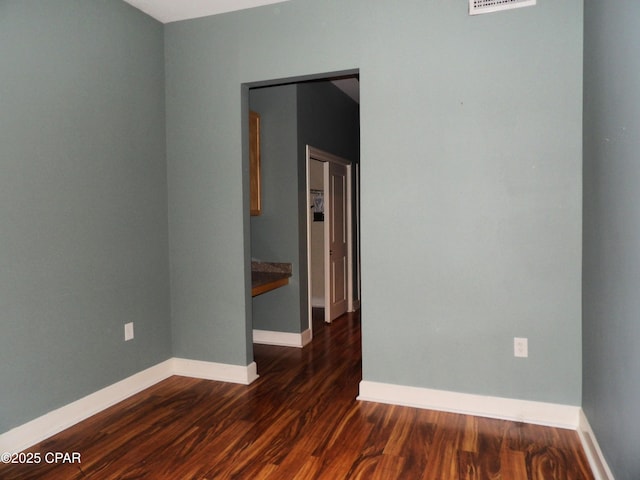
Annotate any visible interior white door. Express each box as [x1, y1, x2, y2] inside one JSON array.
[[325, 161, 349, 323]]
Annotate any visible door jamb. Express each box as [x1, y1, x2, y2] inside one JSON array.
[[305, 146, 354, 332]]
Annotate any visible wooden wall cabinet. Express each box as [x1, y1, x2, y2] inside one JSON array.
[[249, 110, 261, 216]]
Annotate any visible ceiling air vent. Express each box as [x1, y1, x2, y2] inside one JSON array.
[[469, 0, 536, 15]]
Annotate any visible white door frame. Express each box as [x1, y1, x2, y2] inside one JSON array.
[[305, 146, 355, 332]]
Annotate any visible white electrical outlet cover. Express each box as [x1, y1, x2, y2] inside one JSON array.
[[514, 337, 528, 358]]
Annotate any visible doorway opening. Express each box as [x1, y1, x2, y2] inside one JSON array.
[[306, 147, 361, 333], [244, 70, 360, 351]]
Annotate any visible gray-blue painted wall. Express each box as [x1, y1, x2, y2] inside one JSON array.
[[1, 0, 590, 439], [249, 84, 301, 333], [166, 0, 583, 404], [297, 81, 360, 166], [0, 0, 171, 432], [583, 1, 640, 478]]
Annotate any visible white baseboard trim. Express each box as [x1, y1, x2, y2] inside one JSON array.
[[578, 409, 615, 480], [253, 329, 312, 348], [0, 360, 174, 455], [171, 358, 259, 385], [357, 381, 581, 429], [311, 296, 324, 308], [0, 357, 259, 455]]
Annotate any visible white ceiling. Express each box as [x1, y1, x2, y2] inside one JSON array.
[[123, 0, 293, 24]]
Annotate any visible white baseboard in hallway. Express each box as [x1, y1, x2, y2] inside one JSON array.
[[253, 329, 312, 348], [171, 358, 259, 385]]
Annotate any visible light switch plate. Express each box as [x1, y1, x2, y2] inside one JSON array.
[[124, 322, 134, 341]]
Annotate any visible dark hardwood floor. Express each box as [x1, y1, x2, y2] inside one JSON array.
[[1, 309, 594, 479]]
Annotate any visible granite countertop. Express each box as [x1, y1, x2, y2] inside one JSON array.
[[251, 261, 292, 297]]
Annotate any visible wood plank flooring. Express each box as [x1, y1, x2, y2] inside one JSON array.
[[0, 310, 594, 479]]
